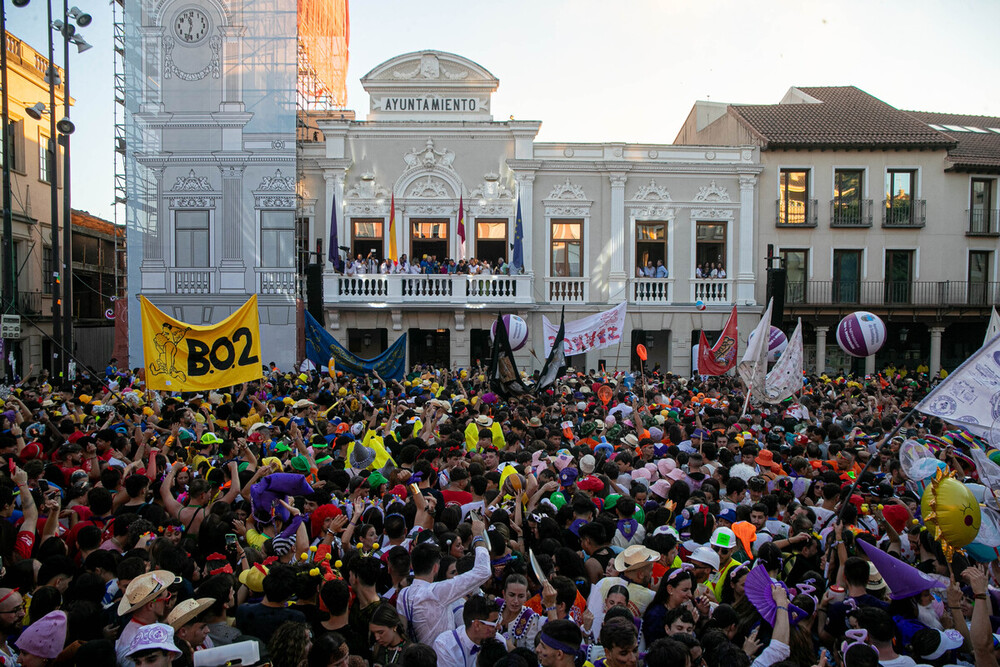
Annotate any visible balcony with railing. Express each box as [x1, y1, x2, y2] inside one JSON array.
[[775, 198, 818, 227], [629, 278, 673, 304], [692, 278, 733, 304], [545, 277, 588, 304], [967, 209, 1000, 236], [258, 270, 297, 295], [18, 291, 42, 316], [785, 280, 1000, 307], [830, 199, 873, 228], [171, 269, 213, 295], [882, 199, 926, 228], [328, 273, 534, 305]]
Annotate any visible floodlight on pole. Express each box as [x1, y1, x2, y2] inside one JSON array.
[[24, 102, 46, 120], [11, 0, 30, 7], [56, 117, 74, 134], [68, 6, 89, 26]]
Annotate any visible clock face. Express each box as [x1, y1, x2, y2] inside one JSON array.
[[174, 8, 210, 45]]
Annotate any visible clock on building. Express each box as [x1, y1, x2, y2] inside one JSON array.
[[174, 8, 210, 44]]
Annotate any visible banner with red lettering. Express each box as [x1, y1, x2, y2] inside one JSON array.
[[698, 306, 739, 375], [542, 302, 626, 357]]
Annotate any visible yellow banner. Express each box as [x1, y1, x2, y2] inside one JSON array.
[[140, 295, 263, 391]]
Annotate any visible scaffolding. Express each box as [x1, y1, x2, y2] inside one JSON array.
[[112, 0, 126, 300], [297, 0, 349, 110]]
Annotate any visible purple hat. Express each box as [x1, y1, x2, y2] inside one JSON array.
[[692, 428, 710, 440], [559, 467, 579, 487], [858, 539, 942, 600], [16, 610, 67, 659]]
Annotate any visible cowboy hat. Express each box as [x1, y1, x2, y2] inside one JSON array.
[[613, 545, 659, 573], [117, 570, 181, 616], [292, 399, 316, 410], [166, 597, 214, 630], [475, 415, 494, 428]]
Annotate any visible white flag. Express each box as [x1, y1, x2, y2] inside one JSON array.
[[738, 299, 773, 399], [915, 334, 1000, 440], [763, 319, 803, 404], [987, 307, 1000, 346]]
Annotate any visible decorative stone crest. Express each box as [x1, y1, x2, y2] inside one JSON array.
[[631, 179, 672, 202], [690, 208, 734, 220], [171, 170, 213, 191], [256, 169, 296, 192], [631, 206, 675, 219], [255, 196, 295, 209], [693, 180, 731, 202], [346, 173, 390, 200], [407, 176, 450, 198], [392, 53, 469, 80], [547, 178, 587, 201], [169, 196, 215, 208], [469, 173, 513, 201], [409, 204, 453, 216], [403, 139, 455, 170]]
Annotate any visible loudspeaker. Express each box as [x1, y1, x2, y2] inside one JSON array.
[[305, 263, 325, 326], [767, 267, 786, 327]]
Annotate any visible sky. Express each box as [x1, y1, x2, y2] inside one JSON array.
[[8, 0, 1000, 223]]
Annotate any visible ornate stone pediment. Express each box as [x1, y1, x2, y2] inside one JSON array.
[[171, 170, 213, 191], [469, 173, 513, 200], [632, 206, 675, 219], [256, 169, 295, 192], [690, 208, 734, 220], [392, 53, 469, 80], [407, 176, 450, 198], [547, 178, 587, 200], [630, 179, 672, 202], [345, 173, 390, 200], [364, 50, 498, 85], [693, 180, 731, 202], [403, 139, 455, 171]]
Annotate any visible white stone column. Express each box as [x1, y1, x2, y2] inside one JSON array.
[[737, 175, 757, 304], [323, 170, 346, 271], [930, 326, 945, 377], [219, 165, 246, 292], [219, 26, 246, 110], [139, 27, 163, 113], [609, 173, 628, 302], [815, 326, 828, 374], [143, 167, 165, 264], [515, 173, 534, 273]]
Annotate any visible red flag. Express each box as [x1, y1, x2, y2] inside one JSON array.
[[457, 195, 466, 260], [698, 306, 739, 375]]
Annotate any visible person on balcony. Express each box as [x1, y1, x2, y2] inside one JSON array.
[[717, 263, 727, 279], [398, 254, 410, 273], [695, 264, 705, 278], [642, 261, 656, 278], [655, 260, 668, 278]]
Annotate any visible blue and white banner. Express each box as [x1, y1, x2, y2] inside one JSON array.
[[917, 332, 1000, 440], [304, 311, 407, 381]]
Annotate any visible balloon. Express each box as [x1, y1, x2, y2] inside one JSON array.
[[695, 300, 706, 311], [598, 385, 613, 406], [636, 344, 648, 361], [836, 311, 887, 357], [921, 470, 982, 557], [490, 314, 529, 351], [748, 326, 788, 363]]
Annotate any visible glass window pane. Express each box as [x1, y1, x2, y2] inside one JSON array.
[[780, 169, 809, 224], [261, 210, 293, 229], [552, 222, 581, 240], [476, 221, 506, 240], [353, 221, 383, 238]]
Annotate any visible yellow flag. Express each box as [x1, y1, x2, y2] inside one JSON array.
[[388, 193, 397, 261], [140, 295, 263, 391]]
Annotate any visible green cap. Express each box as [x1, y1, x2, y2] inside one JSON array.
[[200, 432, 224, 445], [290, 455, 310, 472], [368, 471, 388, 488], [275, 442, 293, 453], [549, 491, 566, 510], [604, 493, 622, 510]]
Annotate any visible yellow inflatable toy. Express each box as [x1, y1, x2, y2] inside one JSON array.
[[921, 468, 981, 559]]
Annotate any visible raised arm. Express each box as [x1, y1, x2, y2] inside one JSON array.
[[159, 461, 185, 517]]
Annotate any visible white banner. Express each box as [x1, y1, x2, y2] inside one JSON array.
[[737, 299, 773, 399], [543, 302, 627, 357], [763, 319, 803, 404], [987, 307, 1000, 346], [917, 333, 1000, 441]]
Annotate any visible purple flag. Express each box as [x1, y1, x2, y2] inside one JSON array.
[[328, 193, 341, 272]]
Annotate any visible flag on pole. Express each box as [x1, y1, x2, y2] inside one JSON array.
[[511, 198, 524, 273], [328, 192, 341, 272], [738, 299, 773, 400], [488, 313, 529, 398], [388, 193, 398, 262], [458, 195, 466, 261], [763, 319, 803, 403], [537, 307, 567, 391], [698, 305, 739, 375], [986, 307, 1000, 346], [916, 334, 1000, 440]]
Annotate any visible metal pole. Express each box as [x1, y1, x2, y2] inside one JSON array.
[[60, 0, 72, 369], [46, 0, 62, 377], [0, 0, 12, 383]]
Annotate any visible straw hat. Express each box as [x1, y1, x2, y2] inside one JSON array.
[[475, 415, 494, 428], [166, 597, 214, 630], [117, 570, 180, 616], [613, 545, 659, 573]]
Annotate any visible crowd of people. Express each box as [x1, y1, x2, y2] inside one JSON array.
[[340, 253, 519, 277], [0, 358, 995, 667]]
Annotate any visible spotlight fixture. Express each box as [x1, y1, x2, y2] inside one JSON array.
[[68, 6, 91, 26], [25, 102, 46, 120]]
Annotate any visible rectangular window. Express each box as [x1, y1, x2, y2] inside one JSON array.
[[475, 219, 507, 264], [833, 249, 862, 303], [260, 210, 294, 268], [551, 220, 583, 277], [778, 169, 810, 225], [1, 119, 21, 172], [884, 249, 913, 304], [410, 219, 448, 263], [42, 246, 53, 295], [833, 169, 864, 226], [174, 210, 210, 268], [635, 221, 668, 276], [695, 222, 727, 277], [38, 133, 53, 183], [885, 169, 916, 225], [970, 178, 995, 234], [780, 249, 808, 304], [969, 250, 992, 305], [352, 218, 384, 263]]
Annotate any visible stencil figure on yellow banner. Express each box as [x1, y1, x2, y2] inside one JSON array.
[[139, 295, 263, 391]]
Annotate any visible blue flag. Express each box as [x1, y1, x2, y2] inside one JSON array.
[[511, 198, 524, 273], [328, 193, 341, 272], [303, 310, 407, 381]]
